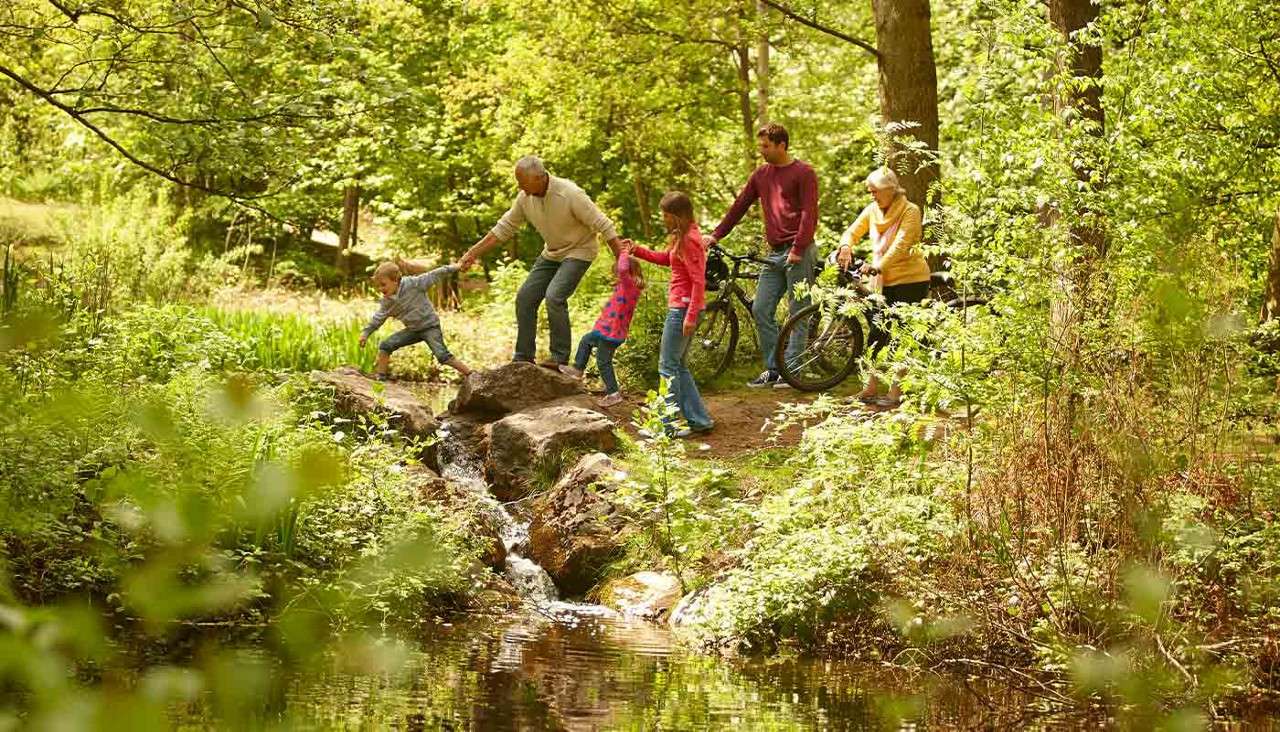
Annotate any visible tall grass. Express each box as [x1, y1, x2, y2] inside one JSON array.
[[197, 306, 376, 372]]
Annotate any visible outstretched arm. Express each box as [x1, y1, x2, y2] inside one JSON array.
[[707, 172, 759, 245], [836, 207, 872, 269], [630, 245, 671, 266], [402, 264, 462, 291], [461, 198, 526, 270], [567, 185, 623, 256], [361, 300, 391, 344]]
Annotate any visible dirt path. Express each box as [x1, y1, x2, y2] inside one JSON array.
[[599, 386, 827, 458]]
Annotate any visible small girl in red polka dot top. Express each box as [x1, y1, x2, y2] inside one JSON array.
[[560, 252, 645, 407]]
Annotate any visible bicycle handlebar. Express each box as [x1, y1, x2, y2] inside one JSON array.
[[708, 242, 770, 265]]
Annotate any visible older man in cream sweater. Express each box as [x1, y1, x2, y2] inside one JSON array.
[[460, 156, 624, 367]]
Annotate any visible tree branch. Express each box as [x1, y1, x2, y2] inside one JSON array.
[[1261, 38, 1280, 88], [45, 0, 199, 35], [757, 0, 879, 58], [0, 63, 287, 221]]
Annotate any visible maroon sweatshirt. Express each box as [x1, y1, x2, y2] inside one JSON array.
[[710, 160, 819, 255]]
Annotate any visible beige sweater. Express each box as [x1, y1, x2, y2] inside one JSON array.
[[489, 176, 618, 262]]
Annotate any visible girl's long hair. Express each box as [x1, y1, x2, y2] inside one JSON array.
[[618, 253, 645, 291], [660, 191, 696, 260]]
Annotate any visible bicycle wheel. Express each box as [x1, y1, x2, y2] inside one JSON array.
[[685, 300, 738, 382], [776, 303, 864, 392]]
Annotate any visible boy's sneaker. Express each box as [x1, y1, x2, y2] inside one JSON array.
[[559, 365, 584, 378], [746, 370, 782, 388], [598, 391, 624, 407]]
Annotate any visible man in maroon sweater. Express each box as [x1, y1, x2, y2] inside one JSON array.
[[703, 123, 820, 388]]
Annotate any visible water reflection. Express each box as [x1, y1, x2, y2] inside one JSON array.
[[173, 612, 1105, 730]]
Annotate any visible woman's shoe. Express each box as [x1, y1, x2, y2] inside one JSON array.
[[559, 365, 584, 378], [675, 423, 714, 438], [598, 391, 624, 407]]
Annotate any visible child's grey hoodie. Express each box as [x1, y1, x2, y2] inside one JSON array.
[[361, 264, 459, 338]]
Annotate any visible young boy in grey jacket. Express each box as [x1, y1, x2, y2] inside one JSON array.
[[359, 261, 472, 381]]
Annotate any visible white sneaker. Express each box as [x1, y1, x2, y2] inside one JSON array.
[[746, 370, 782, 388], [559, 365, 584, 378], [598, 392, 624, 407]]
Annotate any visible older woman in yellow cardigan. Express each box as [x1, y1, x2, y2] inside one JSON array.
[[835, 168, 931, 407]]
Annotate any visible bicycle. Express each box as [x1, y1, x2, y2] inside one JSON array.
[[774, 253, 992, 392], [683, 244, 769, 383]]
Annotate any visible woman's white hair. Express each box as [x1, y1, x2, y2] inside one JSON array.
[[515, 155, 548, 178], [865, 167, 902, 194]]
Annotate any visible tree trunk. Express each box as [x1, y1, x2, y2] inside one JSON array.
[[336, 185, 359, 279], [870, 0, 940, 210], [1264, 210, 1280, 322], [734, 44, 757, 173], [1049, 0, 1105, 259], [625, 142, 653, 238], [756, 0, 770, 125]]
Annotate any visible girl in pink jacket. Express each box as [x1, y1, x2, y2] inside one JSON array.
[[627, 191, 714, 436], [561, 253, 645, 407]]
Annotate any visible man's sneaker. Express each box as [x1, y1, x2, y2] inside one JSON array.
[[598, 391, 624, 407], [773, 377, 793, 389], [746, 370, 782, 388], [538, 360, 564, 371], [559, 365, 584, 378]]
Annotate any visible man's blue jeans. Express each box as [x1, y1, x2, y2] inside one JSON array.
[[573, 330, 621, 394], [751, 245, 817, 372], [659, 307, 713, 431], [514, 255, 592, 364]]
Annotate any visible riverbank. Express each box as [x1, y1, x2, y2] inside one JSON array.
[[4, 202, 1280, 726]]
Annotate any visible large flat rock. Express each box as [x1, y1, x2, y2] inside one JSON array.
[[451, 361, 586, 416], [310, 367, 440, 440]]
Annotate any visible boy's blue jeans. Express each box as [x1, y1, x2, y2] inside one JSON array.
[[379, 325, 452, 363], [659, 307, 713, 431], [573, 331, 621, 394], [751, 245, 817, 372]]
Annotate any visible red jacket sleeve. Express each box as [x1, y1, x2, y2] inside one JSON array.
[[682, 233, 707, 324], [631, 246, 671, 267], [791, 165, 820, 256], [711, 169, 760, 242]]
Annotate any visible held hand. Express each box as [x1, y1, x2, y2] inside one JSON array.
[[837, 246, 852, 270], [701, 234, 716, 248], [682, 319, 696, 338], [619, 238, 635, 254], [458, 253, 475, 272]]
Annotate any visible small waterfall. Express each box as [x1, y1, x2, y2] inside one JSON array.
[[435, 421, 560, 606]]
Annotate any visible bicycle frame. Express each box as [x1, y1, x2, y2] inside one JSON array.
[[707, 246, 765, 345]]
